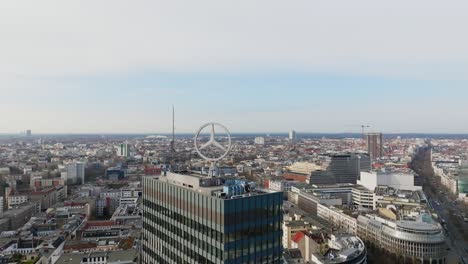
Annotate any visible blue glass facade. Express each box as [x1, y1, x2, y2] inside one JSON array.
[[223, 195, 283, 263], [142, 176, 283, 264]]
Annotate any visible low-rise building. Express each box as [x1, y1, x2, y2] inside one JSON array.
[[357, 214, 447, 263], [289, 186, 342, 216], [7, 194, 28, 209], [311, 234, 367, 264], [282, 214, 323, 249], [351, 185, 375, 209], [56, 250, 138, 264], [317, 204, 358, 235], [0, 203, 37, 231]]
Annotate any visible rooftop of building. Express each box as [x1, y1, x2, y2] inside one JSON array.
[[329, 205, 361, 219], [30, 186, 56, 195], [283, 249, 305, 264], [153, 171, 279, 200], [314, 234, 366, 264], [63, 240, 98, 251], [359, 213, 443, 233], [79, 220, 131, 231], [375, 187, 427, 203], [1, 203, 35, 217], [56, 250, 137, 264]]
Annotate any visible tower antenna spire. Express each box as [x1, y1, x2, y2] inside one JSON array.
[[170, 105, 176, 153], [172, 105, 175, 144]]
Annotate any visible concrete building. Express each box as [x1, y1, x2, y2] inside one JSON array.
[[358, 171, 422, 191], [254, 137, 265, 145], [351, 186, 375, 209], [77, 221, 132, 241], [117, 143, 131, 157], [317, 204, 358, 235], [30, 177, 66, 191], [433, 163, 468, 196], [66, 162, 85, 184], [287, 162, 321, 175], [0, 167, 10, 175], [289, 187, 342, 216], [282, 214, 323, 250], [267, 179, 299, 192], [311, 185, 354, 205], [311, 234, 367, 264], [357, 214, 447, 263], [289, 130, 297, 142], [96, 191, 120, 217], [7, 194, 28, 209], [289, 231, 328, 263], [367, 133, 384, 160], [142, 172, 283, 264], [56, 250, 138, 264], [30, 187, 65, 210], [106, 167, 126, 180], [0, 203, 36, 231]]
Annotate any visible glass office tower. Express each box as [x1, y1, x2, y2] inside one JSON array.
[[142, 172, 283, 264]]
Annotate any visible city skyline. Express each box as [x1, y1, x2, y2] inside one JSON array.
[[2, 1, 468, 263], [2, 85, 468, 134]]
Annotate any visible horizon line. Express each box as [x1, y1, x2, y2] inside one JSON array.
[[2, 132, 468, 136]]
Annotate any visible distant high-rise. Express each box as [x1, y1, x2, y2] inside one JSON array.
[[66, 162, 85, 184], [309, 153, 371, 185], [142, 172, 283, 264], [117, 143, 131, 157], [289, 130, 296, 142], [254, 136, 265, 145], [26, 130, 31, 137], [367, 133, 383, 160]]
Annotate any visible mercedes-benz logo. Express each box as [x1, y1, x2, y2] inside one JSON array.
[[194, 122, 232, 161]]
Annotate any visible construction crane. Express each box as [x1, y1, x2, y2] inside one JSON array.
[[345, 124, 370, 152], [345, 124, 370, 140]]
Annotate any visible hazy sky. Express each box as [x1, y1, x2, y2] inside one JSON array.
[[1, 0, 468, 134]]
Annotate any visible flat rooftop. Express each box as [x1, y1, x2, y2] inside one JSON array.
[[156, 171, 278, 199], [56, 250, 137, 264]]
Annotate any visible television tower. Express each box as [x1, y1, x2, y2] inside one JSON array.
[[170, 105, 176, 156]]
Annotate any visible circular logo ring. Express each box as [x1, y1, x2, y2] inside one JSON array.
[[194, 122, 232, 161]]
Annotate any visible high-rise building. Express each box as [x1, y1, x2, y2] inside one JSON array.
[[117, 143, 131, 157], [254, 137, 265, 145], [307, 154, 370, 185], [289, 130, 296, 142], [142, 172, 283, 264], [26, 130, 31, 137], [66, 162, 85, 184], [328, 154, 360, 184], [367, 133, 383, 160]]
